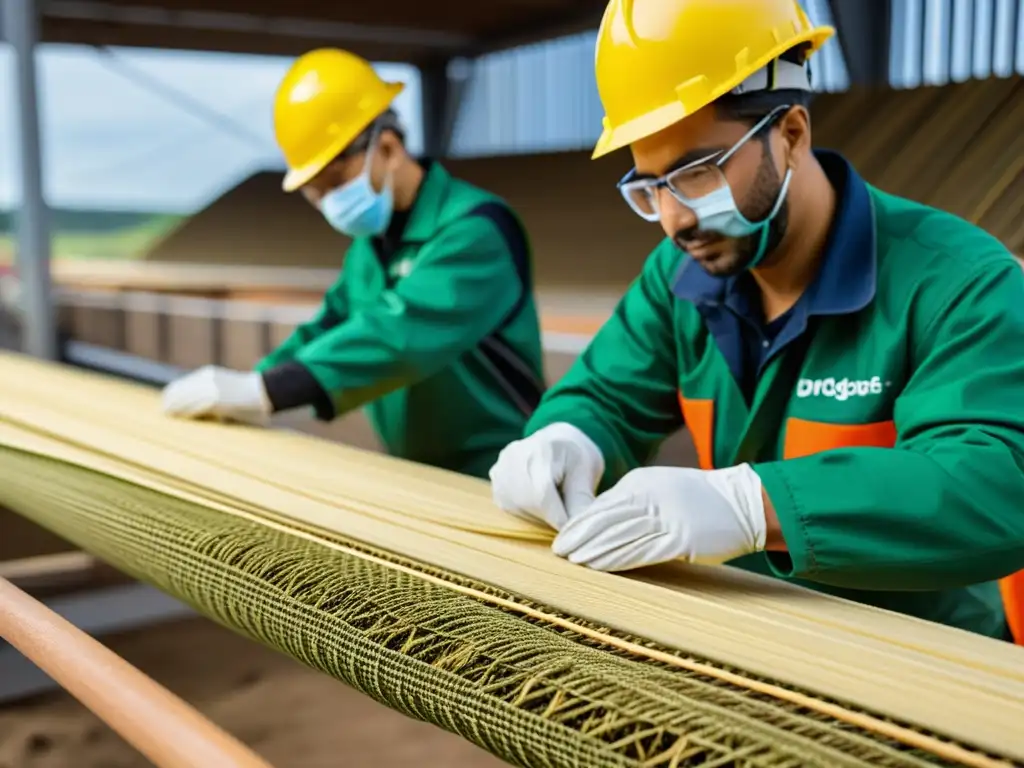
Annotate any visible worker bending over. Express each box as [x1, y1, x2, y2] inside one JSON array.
[[489, 0, 1024, 641], [162, 49, 545, 479]]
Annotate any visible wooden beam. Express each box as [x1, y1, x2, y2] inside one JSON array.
[[0, 551, 99, 590], [0, 575, 273, 767]]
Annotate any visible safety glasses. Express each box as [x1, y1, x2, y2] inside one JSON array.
[[616, 105, 790, 222]]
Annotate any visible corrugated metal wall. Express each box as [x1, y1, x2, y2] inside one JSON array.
[[136, 76, 1024, 276], [449, 0, 849, 158], [450, 31, 603, 157], [890, 0, 1024, 87], [447, 0, 1024, 156]]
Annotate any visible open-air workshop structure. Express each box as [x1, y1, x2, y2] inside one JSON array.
[[3, 1, 1024, 765]]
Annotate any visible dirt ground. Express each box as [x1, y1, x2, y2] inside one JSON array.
[[0, 617, 506, 768]]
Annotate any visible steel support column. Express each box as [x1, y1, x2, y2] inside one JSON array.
[[419, 57, 472, 159], [827, 0, 892, 87], [3, 0, 57, 359]]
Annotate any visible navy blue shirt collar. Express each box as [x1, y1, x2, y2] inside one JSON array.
[[671, 149, 877, 318]]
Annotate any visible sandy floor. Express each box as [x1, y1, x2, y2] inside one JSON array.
[[0, 617, 506, 768]]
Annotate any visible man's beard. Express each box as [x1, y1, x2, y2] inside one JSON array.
[[673, 146, 789, 278]]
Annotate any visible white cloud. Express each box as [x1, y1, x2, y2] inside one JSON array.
[[0, 44, 422, 212]]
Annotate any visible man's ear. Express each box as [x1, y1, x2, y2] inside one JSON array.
[[779, 106, 812, 163], [378, 130, 406, 170]]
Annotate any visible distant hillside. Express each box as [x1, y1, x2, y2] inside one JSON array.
[[0, 208, 185, 261], [0, 208, 181, 235]]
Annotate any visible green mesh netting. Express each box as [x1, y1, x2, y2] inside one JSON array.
[[0, 446, 986, 768]]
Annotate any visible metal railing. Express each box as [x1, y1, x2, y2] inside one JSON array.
[[48, 287, 595, 385]]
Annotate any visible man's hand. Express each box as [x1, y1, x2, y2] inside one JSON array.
[[161, 365, 272, 426], [552, 464, 768, 571], [489, 423, 605, 530]]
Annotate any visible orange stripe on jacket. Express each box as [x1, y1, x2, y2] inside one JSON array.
[[782, 416, 1023, 645], [782, 417, 897, 460], [678, 395, 714, 470]]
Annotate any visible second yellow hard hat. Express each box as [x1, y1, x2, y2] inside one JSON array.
[[591, 0, 835, 160], [273, 48, 404, 192]]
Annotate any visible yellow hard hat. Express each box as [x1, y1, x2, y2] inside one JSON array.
[[274, 48, 405, 192], [591, 0, 835, 159]]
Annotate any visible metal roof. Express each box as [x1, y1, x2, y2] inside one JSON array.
[[449, 0, 850, 157], [889, 0, 1024, 88], [2, 0, 608, 63]]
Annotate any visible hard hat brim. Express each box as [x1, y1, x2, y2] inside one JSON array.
[[281, 81, 405, 192], [591, 26, 835, 160]]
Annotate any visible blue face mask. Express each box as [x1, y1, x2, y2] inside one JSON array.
[[320, 140, 394, 239], [618, 106, 792, 269], [688, 166, 793, 269]]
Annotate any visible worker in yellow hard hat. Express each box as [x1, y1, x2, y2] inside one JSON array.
[[490, 0, 1024, 642], [161, 49, 546, 479]]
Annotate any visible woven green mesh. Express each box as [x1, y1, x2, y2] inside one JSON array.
[[0, 445, 981, 767]]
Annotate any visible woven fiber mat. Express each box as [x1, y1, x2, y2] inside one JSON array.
[[0, 353, 1022, 767]]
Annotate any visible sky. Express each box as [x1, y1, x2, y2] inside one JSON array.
[[0, 45, 423, 213]]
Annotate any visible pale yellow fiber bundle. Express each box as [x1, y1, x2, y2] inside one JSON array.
[[0, 352, 1022, 766]]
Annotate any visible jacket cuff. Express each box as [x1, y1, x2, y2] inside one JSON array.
[[752, 461, 817, 579], [260, 362, 335, 421]]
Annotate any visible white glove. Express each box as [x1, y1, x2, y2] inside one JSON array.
[[161, 365, 271, 426], [552, 464, 767, 572], [489, 422, 605, 531]]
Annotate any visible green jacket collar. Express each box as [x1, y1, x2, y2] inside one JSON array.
[[672, 150, 877, 318], [400, 160, 452, 244]]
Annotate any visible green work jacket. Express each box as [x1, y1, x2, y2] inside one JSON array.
[[526, 151, 1024, 640], [256, 161, 545, 479]]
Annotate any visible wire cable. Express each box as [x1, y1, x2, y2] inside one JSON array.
[[62, 92, 276, 183], [91, 46, 272, 152]]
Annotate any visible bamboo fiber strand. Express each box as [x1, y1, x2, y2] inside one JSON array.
[[0, 368, 1019, 729], [0, 575, 274, 768], [0, 411, 1001, 768], [0, 353, 1023, 764], [5, 402, 1021, 701], [2, 360, 1021, 672], [0, 415, 1019, 757], [0, 447, 963, 768], [0, 361, 1016, 663], [12, 452, 994, 768]]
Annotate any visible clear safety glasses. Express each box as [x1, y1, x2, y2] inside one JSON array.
[[616, 105, 790, 222]]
